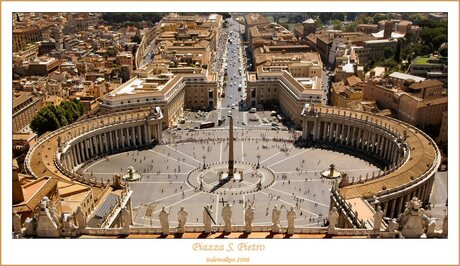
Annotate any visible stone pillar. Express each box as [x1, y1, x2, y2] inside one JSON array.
[[121, 128, 126, 149], [76, 142, 82, 163], [115, 130, 120, 150], [383, 138, 390, 161], [71, 147, 77, 167], [322, 121, 327, 141], [352, 126, 358, 147], [346, 124, 352, 145], [137, 126, 142, 145], [383, 201, 389, 217], [89, 138, 94, 158], [228, 116, 235, 177], [389, 199, 397, 218]]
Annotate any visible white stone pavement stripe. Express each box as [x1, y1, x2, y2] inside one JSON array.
[[267, 149, 311, 168], [268, 186, 329, 208], [257, 190, 319, 218], [219, 142, 223, 162], [273, 180, 323, 183], [165, 144, 201, 164], [260, 151, 282, 164], [148, 150, 196, 168], [148, 188, 194, 203], [90, 172, 188, 175], [133, 181, 187, 184], [215, 194, 220, 224], [151, 192, 203, 215], [273, 169, 376, 174]]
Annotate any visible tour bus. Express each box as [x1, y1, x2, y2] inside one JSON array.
[[200, 121, 215, 129]]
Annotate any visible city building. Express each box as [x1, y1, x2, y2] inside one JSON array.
[[294, 18, 317, 40], [363, 77, 447, 127], [330, 75, 364, 108], [12, 91, 44, 133], [99, 73, 217, 129], [408, 55, 448, 84], [246, 70, 322, 126]]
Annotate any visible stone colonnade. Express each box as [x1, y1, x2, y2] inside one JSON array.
[[59, 120, 162, 171]]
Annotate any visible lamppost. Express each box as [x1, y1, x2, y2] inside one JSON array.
[[202, 155, 207, 169], [256, 153, 261, 169]]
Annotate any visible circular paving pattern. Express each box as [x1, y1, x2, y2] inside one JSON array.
[[82, 128, 380, 228], [187, 162, 276, 194]]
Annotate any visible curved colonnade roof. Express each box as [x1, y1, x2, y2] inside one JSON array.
[[26, 108, 152, 197], [27, 105, 439, 202], [310, 106, 439, 200]]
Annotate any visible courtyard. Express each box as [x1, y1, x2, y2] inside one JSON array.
[[82, 128, 379, 228]]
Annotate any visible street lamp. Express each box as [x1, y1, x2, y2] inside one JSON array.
[[256, 153, 261, 169], [202, 155, 207, 169]]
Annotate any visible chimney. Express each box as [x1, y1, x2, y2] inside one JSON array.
[[383, 21, 393, 39], [370, 70, 375, 77], [13, 162, 24, 204]]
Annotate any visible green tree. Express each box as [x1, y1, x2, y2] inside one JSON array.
[[344, 22, 357, 32], [332, 19, 342, 30], [394, 39, 401, 62], [131, 35, 142, 44], [373, 13, 388, 24], [30, 108, 61, 135], [383, 47, 394, 59]]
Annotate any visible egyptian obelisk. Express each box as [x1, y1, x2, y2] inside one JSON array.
[[228, 115, 234, 178]]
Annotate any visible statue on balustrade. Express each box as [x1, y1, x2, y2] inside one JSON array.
[[159, 206, 170, 235]]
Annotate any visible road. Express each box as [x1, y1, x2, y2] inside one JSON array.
[[139, 35, 156, 67], [321, 68, 331, 105], [218, 18, 247, 127]]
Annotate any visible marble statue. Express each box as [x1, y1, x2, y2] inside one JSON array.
[[159, 206, 170, 235], [442, 214, 448, 237], [271, 205, 281, 233], [12, 212, 23, 236], [74, 206, 87, 230], [36, 196, 60, 238], [61, 213, 78, 237], [396, 197, 430, 238], [286, 207, 296, 234], [24, 217, 36, 237], [203, 205, 213, 233], [328, 207, 339, 229], [177, 206, 188, 233], [272, 205, 281, 226], [244, 204, 255, 233], [373, 206, 384, 231], [222, 203, 232, 233], [121, 206, 132, 228]]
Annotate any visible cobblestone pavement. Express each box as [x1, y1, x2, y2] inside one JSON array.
[[426, 171, 448, 229], [82, 129, 379, 228]]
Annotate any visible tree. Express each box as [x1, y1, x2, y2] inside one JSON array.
[[30, 100, 85, 136], [332, 20, 342, 30], [315, 18, 324, 30], [344, 23, 357, 32], [373, 13, 388, 24], [394, 39, 401, 62], [30, 108, 60, 135], [383, 47, 394, 59], [131, 35, 142, 44]]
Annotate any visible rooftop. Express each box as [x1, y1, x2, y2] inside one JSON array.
[[412, 56, 447, 65], [389, 72, 426, 82]]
